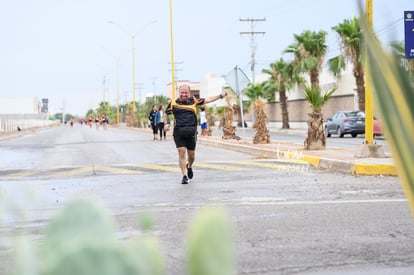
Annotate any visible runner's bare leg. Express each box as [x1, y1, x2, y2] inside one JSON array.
[[178, 147, 187, 176], [187, 150, 195, 168]]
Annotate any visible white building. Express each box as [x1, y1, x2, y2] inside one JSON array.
[[0, 97, 42, 114]]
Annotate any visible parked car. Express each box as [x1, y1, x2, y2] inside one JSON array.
[[325, 110, 365, 138], [373, 117, 383, 137]]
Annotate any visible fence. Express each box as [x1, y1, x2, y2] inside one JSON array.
[[0, 114, 57, 135]]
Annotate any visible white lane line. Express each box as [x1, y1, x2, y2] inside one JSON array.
[[232, 198, 408, 206], [130, 198, 408, 209]]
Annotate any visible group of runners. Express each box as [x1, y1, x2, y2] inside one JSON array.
[[72, 114, 109, 130]]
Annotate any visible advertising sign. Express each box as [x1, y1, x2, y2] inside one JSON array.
[[404, 11, 414, 59], [42, 98, 49, 113]]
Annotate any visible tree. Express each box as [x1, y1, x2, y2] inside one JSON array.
[[244, 82, 263, 105], [244, 83, 270, 143], [328, 17, 365, 111], [303, 86, 336, 150], [262, 58, 303, 129], [243, 82, 263, 126], [285, 30, 330, 149], [285, 30, 328, 88], [96, 101, 111, 118], [224, 86, 247, 128], [252, 100, 270, 144], [222, 90, 240, 140]]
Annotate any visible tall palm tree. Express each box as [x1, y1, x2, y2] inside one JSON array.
[[285, 30, 328, 88], [328, 17, 365, 111], [285, 30, 330, 149], [262, 58, 303, 129]]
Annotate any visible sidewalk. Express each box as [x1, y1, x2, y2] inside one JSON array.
[[198, 128, 396, 176]]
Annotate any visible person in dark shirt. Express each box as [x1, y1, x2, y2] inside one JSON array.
[[164, 84, 228, 184], [148, 105, 158, 140]]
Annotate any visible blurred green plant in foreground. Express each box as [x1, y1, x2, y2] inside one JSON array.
[[11, 199, 235, 275], [360, 5, 414, 213]]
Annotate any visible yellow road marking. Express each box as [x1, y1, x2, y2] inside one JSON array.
[[0, 160, 308, 179], [5, 168, 50, 178], [235, 161, 307, 169], [118, 164, 181, 172], [262, 159, 309, 165], [53, 167, 94, 177], [95, 166, 145, 175]]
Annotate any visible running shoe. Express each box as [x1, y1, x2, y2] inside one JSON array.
[[181, 175, 189, 184], [186, 163, 193, 179]]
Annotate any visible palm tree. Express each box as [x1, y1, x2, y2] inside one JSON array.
[[285, 30, 330, 149], [285, 30, 328, 88], [96, 101, 110, 117], [328, 17, 365, 111], [244, 82, 263, 127], [262, 58, 303, 129], [244, 83, 270, 143], [304, 86, 336, 150], [244, 82, 263, 106]]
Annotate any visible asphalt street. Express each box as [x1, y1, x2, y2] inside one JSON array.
[[0, 125, 412, 275]]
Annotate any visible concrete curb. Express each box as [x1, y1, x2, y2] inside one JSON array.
[[198, 138, 397, 176]]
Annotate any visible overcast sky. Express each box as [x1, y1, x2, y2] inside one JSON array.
[[1, 0, 410, 116]]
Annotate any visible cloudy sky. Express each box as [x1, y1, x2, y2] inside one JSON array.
[[1, 0, 410, 115]]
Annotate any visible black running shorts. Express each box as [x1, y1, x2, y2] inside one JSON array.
[[173, 130, 197, 150]]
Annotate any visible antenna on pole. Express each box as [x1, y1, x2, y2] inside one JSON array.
[[240, 17, 266, 84]]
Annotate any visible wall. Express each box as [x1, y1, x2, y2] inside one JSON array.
[[264, 94, 355, 128], [0, 114, 54, 134]]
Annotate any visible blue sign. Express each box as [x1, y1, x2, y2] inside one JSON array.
[[42, 98, 49, 113], [404, 11, 414, 59]]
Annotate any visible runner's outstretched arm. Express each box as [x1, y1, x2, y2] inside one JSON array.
[[204, 89, 228, 104]]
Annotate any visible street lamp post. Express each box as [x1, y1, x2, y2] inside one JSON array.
[[116, 57, 120, 125], [99, 47, 119, 124], [131, 35, 136, 112], [169, 0, 176, 100]]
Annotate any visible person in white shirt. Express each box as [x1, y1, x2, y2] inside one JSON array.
[[200, 106, 207, 136]]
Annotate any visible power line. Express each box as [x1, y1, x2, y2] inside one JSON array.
[[168, 61, 184, 82], [375, 18, 402, 34]]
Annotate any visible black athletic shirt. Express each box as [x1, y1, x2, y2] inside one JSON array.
[[165, 97, 205, 127]]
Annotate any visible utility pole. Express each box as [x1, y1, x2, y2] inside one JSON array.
[[152, 77, 159, 95], [168, 61, 183, 97], [240, 17, 266, 84], [102, 75, 106, 106], [136, 83, 144, 104], [106, 75, 110, 114], [365, 0, 374, 145], [169, 0, 176, 100], [168, 61, 183, 80]]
